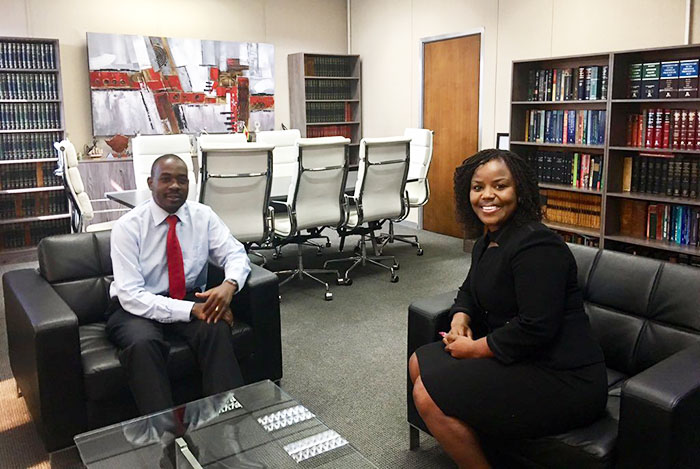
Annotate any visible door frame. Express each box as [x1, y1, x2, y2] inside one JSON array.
[[416, 28, 484, 230]]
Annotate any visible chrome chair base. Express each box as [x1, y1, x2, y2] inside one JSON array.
[[275, 243, 341, 301], [325, 231, 399, 284], [379, 220, 423, 256]]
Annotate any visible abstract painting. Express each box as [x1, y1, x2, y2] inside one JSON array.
[[87, 32, 274, 136]]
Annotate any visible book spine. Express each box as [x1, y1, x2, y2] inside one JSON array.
[[622, 156, 633, 192], [654, 108, 663, 148], [645, 109, 656, 148], [662, 110, 671, 149]]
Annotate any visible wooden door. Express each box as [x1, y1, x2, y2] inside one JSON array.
[[423, 34, 480, 238]]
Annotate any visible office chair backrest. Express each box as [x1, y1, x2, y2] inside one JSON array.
[[404, 128, 434, 206], [256, 129, 301, 179], [355, 136, 411, 222], [59, 139, 94, 232], [131, 134, 197, 200], [289, 136, 350, 232], [200, 143, 273, 243]]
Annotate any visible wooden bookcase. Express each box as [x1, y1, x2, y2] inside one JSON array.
[[510, 44, 700, 264], [0, 36, 69, 262], [288, 53, 362, 166]]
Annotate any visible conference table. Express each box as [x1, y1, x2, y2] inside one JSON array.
[[106, 171, 360, 209]]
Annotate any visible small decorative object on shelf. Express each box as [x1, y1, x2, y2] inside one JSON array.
[[0, 36, 68, 260], [288, 52, 362, 165], [105, 134, 128, 158]]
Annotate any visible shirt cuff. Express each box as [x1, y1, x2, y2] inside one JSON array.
[[171, 300, 195, 322]]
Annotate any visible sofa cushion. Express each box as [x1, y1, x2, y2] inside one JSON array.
[[498, 368, 624, 469], [80, 321, 256, 402]]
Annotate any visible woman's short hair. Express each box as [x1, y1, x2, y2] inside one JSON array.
[[453, 148, 541, 236]]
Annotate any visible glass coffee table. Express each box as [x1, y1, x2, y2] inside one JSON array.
[[74, 380, 377, 468]]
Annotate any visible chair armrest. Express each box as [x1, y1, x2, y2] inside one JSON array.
[[209, 264, 282, 383], [3, 269, 87, 450], [270, 200, 289, 210], [407, 291, 456, 356], [617, 343, 700, 469]]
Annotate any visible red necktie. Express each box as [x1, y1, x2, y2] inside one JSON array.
[[166, 215, 186, 300]]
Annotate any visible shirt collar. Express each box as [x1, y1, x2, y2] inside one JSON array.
[[483, 216, 519, 246], [149, 199, 190, 226]]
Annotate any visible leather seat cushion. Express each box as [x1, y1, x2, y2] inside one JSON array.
[[495, 368, 625, 469], [80, 321, 256, 401]]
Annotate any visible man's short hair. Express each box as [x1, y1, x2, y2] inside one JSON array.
[[150, 153, 186, 177]]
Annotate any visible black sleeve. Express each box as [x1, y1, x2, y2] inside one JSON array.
[[448, 264, 478, 321], [486, 230, 569, 364]]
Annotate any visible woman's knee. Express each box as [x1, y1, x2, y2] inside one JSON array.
[[408, 353, 420, 383], [413, 377, 440, 417]]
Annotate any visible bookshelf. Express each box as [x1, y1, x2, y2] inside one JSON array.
[[288, 53, 362, 165], [510, 44, 700, 264], [0, 37, 69, 262]]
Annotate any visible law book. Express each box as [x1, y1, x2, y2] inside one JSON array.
[[660, 110, 671, 149], [590, 66, 599, 100], [600, 65, 608, 100], [660, 61, 680, 98], [672, 109, 682, 149], [681, 160, 691, 197], [688, 110, 697, 151], [680, 109, 689, 150], [645, 109, 656, 148], [628, 63, 643, 98], [660, 159, 670, 196], [622, 156, 633, 191], [620, 199, 648, 238], [577, 66, 586, 100], [639, 157, 649, 193], [672, 160, 683, 196], [642, 62, 661, 99], [654, 108, 664, 148], [691, 160, 699, 199], [656, 204, 665, 240], [647, 204, 658, 238], [679, 59, 699, 98]]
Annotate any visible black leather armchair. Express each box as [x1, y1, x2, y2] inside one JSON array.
[[407, 244, 700, 468], [3, 231, 282, 452]]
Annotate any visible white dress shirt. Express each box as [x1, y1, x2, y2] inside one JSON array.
[[110, 198, 251, 323]]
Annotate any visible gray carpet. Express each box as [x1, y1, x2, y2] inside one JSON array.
[[0, 225, 469, 468]]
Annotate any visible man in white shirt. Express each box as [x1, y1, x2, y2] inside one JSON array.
[[108, 154, 251, 415]]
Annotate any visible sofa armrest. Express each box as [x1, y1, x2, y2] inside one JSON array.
[[617, 343, 700, 469], [407, 291, 455, 434], [407, 290, 456, 357], [3, 269, 87, 451], [230, 264, 282, 383]]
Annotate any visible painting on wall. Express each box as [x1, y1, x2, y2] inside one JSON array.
[[87, 32, 274, 136]]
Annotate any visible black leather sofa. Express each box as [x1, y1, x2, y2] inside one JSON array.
[[407, 243, 700, 468], [3, 231, 282, 452]]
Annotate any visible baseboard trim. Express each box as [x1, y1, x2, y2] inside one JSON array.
[[396, 220, 419, 230]]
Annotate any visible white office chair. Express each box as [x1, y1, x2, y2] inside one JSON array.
[[380, 128, 434, 255], [255, 129, 301, 179], [199, 142, 274, 264], [272, 136, 350, 300], [58, 139, 118, 233], [196, 133, 247, 158], [324, 136, 411, 284], [131, 134, 197, 200]]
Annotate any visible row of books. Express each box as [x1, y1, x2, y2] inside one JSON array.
[[524, 109, 606, 145], [0, 132, 61, 160], [305, 80, 354, 100], [305, 125, 354, 139], [628, 60, 698, 99], [621, 199, 700, 246], [622, 155, 700, 198], [609, 242, 700, 266], [0, 102, 60, 130], [304, 57, 354, 77], [525, 151, 603, 190], [0, 192, 67, 219], [0, 42, 56, 70], [0, 162, 61, 190], [527, 66, 608, 101], [560, 233, 600, 248], [0, 218, 69, 250], [540, 189, 601, 229], [305, 102, 353, 123], [626, 109, 700, 150], [0, 72, 58, 100]]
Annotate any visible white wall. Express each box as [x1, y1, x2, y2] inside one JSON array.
[[0, 0, 348, 151]]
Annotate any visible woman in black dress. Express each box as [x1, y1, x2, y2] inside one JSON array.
[[409, 149, 607, 468]]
